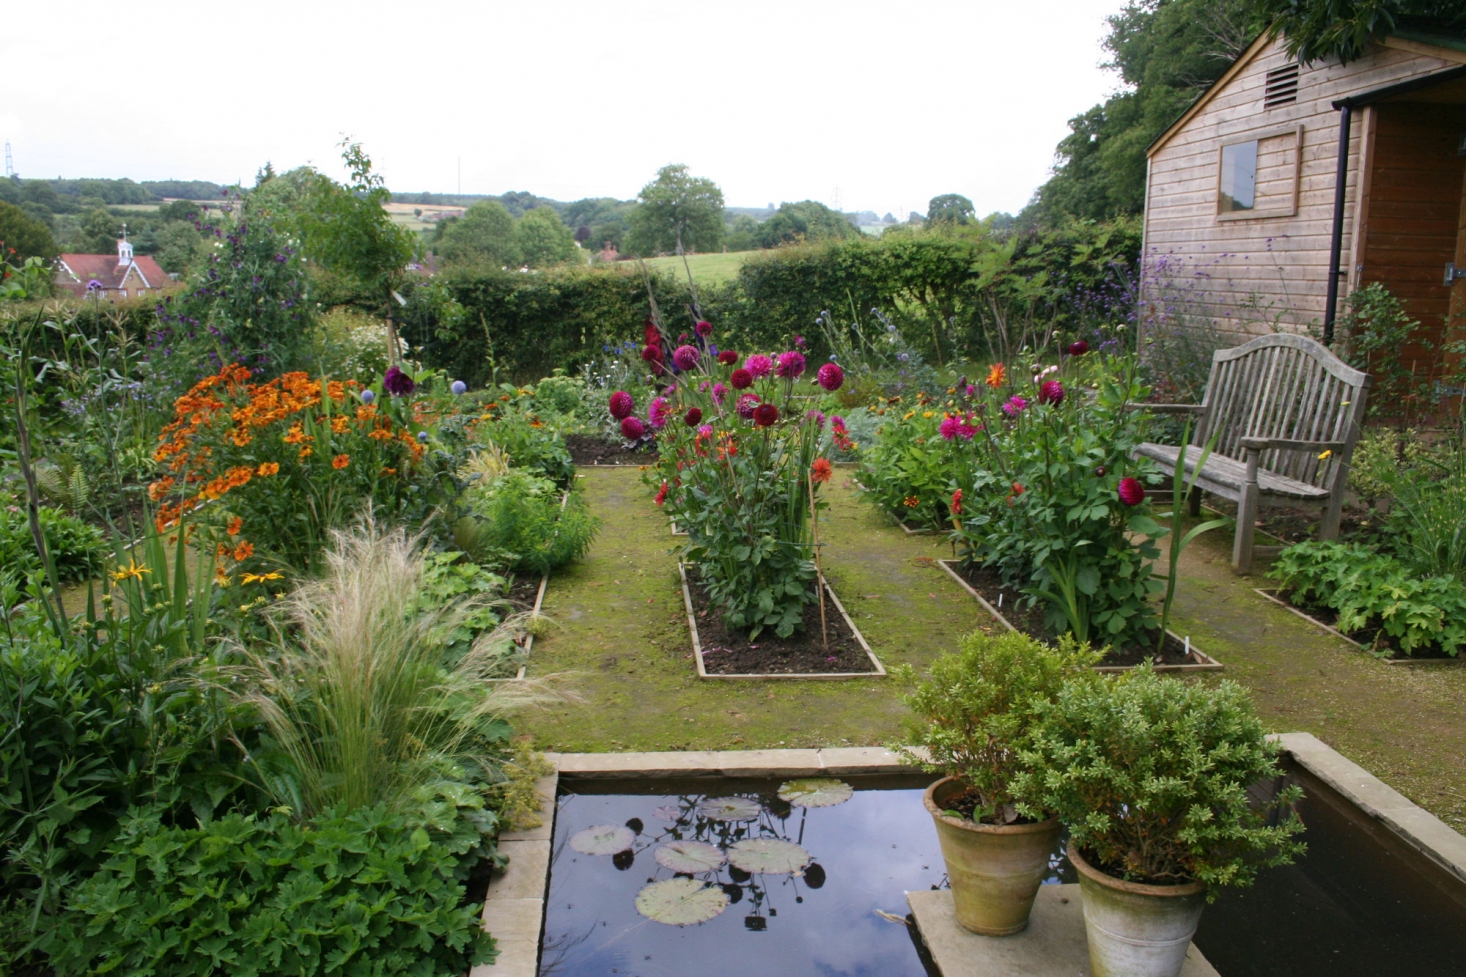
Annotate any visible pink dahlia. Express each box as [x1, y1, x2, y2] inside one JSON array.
[[648, 397, 671, 429], [1118, 477, 1146, 506], [608, 391, 634, 420], [730, 368, 753, 390], [672, 345, 700, 371], [1038, 380, 1064, 405], [684, 406, 703, 427], [620, 416, 646, 440], [817, 362, 844, 391], [745, 354, 774, 379], [806, 409, 826, 428], [775, 351, 806, 378], [711, 382, 728, 403], [939, 415, 961, 441], [1001, 395, 1028, 417], [735, 393, 760, 419], [753, 403, 779, 427]]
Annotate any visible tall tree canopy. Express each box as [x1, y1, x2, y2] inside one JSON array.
[[625, 164, 724, 255], [928, 194, 976, 225], [753, 201, 859, 248], [0, 201, 59, 263], [1254, 0, 1466, 64]]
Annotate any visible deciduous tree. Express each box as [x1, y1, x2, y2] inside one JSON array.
[[625, 164, 724, 255]]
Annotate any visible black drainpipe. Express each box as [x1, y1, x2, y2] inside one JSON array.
[[1323, 102, 1352, 346]]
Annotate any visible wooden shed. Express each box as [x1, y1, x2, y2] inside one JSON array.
[[1141, 28, 1466, 388]]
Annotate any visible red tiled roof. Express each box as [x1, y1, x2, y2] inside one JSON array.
[[55, 253, 177, 297]]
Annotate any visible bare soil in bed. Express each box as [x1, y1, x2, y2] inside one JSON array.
[[684, 567, 877, 675], [566, 433, 657, 466], [951, 562, 1197, 667]]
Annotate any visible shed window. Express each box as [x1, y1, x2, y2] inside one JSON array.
[[1219, 140, 1258, 213]]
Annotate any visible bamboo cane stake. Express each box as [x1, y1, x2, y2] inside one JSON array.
[[808, 472, 828, 651]]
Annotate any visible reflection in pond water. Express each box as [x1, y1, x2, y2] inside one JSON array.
[[542, 776, 944, 977]]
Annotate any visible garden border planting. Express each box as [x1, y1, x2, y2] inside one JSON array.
[[677, 563, 886, 680], [936, 559, 1223, 672], [1252, 588, 1466, 666]]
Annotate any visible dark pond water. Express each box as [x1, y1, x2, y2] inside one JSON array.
[[540, 775, 945, 977], [541, 766, 1466, 977]]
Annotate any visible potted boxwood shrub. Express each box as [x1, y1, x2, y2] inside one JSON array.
[[1013, 665, 1305, 977], [896, 631, 1099, 935]]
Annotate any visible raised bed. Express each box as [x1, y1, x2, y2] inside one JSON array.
[[1254, 588, 1466, 666], [677, 563, 886, 680], [936, 558, 1222, 673], [495, 572, 549, 682]]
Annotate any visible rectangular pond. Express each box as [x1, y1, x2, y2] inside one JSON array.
[[540, 764, 1466, 977]]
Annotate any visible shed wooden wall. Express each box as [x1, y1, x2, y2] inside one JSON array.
[[1143, 37, 1460, 347]]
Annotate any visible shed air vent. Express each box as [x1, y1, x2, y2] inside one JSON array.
[[1265, 63, 1300, 108]]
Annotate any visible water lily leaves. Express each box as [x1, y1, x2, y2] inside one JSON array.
[[727, 838, 811, 875], [654, 840, 727, 874], [570, 824, 635, 856], [635, 877, 730, 926], [777, 778, 853, 809], [698, 796, 763, 822], [652, 805, 682, 822]]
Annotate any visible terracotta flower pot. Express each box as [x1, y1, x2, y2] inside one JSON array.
[[1069, 842, 1207, 977], [923, 777, 1061, 936]]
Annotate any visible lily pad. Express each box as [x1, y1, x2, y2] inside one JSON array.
[[652, 805, 683, 822], [698, 796, 763, 822], [635, 877, 730, 926], [570, 824, 635, 856], [777, 778, 854, 809], [727, 838, 811, 875], [655, 840, 727, 874]]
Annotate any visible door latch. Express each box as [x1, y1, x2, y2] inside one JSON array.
[[1447, 263, 1466, 286]]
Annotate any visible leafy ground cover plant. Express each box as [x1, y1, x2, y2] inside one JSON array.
[[49, 801, 497, 976], [1012, 665, 1304, 892], [1269, 541, 1466, 657], [0, 503, 106, 581], [457, 469, 599, 576], [896, 631, 1099, 824], [472, 385, 576, 484]]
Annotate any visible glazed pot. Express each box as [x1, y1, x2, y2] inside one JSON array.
[[922, 777, 1061, 936], [1069, 842, 1207, 977]]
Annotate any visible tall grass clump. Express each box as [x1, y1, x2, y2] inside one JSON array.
[[237, 518, 540, 817]]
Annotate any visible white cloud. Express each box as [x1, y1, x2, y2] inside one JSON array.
[[3, 0, 1120, 215]]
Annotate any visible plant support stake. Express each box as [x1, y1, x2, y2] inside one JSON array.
[[808, 474, 828, 650]]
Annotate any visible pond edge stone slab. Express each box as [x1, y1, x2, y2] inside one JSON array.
[[908, 885, 1219, 977]]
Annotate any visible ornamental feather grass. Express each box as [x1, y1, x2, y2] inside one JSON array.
[[233, 517, 550, 818]]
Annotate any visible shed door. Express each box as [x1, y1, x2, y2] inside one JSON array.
[[1453, 159, 1466, 394]]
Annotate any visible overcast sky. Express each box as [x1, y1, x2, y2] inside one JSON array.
[[3, 0, 1125, 217]]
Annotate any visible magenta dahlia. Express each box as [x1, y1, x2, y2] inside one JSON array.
[[1067, 340, 1090, 357], [717, 349, 738, 365], [648, 397, 671, 429], [730, 368, 753, 390], [744, 354, 774, 379], [1118, 477, 1146, 506], [775, 351, 806, 378], [621, 416, 646, 440], [753, 403, 779, 427], [684, 406, 703, 427], [1038, 380, 1065, 405], [735, 393, 760, 419], [383, 366, 415, 397], [608, 391, 634, 420], [672, 345, 700, 371], [817, 362, 844, 391], [695, 320, 712, 337]]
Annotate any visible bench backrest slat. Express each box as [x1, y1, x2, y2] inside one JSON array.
[[1193, 334, 1372, 490]]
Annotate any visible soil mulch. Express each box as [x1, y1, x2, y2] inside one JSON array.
[[566, 434, 657, 466], [505, 572, 543, 610], [1267, 588, 1461, 662], [684, 567, 877, 675], [951, 562, 1197, 667]]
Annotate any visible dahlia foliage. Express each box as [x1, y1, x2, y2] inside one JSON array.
[[608, 321, 841, 638]]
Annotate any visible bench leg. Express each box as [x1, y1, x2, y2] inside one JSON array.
[[1187, 486, 1202, 517], [1232, 452, 1261, 575], [1320, 490, 1344, 541]]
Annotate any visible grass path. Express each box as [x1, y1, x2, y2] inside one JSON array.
[[519, 467, 990, 753], [523, 466, 1466, 828]]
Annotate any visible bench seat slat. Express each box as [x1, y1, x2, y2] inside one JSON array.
[[1133, 443, 1332, 502]]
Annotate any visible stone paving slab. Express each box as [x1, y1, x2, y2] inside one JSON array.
[[908, 885, 1219, 977], [1276, 731, 1466, 886], [477, 768, 558, 976], [550, 746, 914, 779]]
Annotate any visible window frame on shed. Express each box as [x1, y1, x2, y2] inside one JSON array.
[[1215, 125, 1304, 222]]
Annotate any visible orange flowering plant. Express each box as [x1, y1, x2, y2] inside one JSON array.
[[149, 363, 466, 574]]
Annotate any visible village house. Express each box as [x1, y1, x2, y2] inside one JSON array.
[[54, 234, 174, 299], [1141, 26, 1466, 387]]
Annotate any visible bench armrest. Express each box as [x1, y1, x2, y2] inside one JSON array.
[[1124, 403, 1205, 415], [1238, 437, 1347, 453]]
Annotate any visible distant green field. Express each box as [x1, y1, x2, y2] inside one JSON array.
[[639, 250, 752, 285]]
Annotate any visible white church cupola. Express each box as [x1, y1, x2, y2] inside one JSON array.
[[117, 225, 133, 266]]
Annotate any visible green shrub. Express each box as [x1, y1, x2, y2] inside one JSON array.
[[0, 505, 107, 582], [417, 551, 511, 667], [475, 404, 575, 485], [49, 801, 497, 976], [458, 471, 598, 577], [1012, 666, 1304, 893], [1269, 541, 1466, 656], [896, 632, 1099, 823]]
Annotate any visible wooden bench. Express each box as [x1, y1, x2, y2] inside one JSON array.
[[1133, 333, 1371, 574]]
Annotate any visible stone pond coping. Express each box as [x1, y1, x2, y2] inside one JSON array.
[[470, 738, 1466, 976]]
